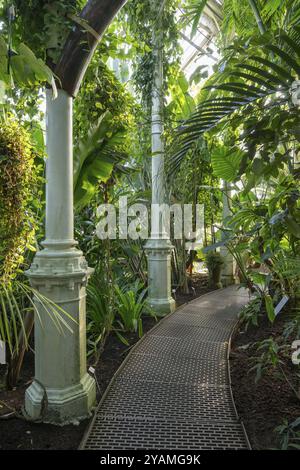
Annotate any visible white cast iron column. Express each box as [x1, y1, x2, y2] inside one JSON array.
[[25, 90, 96, 424], [220, 181, 236, 286], [145, 1, 175, 315]]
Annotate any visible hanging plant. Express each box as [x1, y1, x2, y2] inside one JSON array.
[[0, 116, 38, 285]]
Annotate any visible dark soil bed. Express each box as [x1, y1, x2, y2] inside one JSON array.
[[0, 273, 212, 450], [175, 272, 213, 306], [230, 311, 300, 450]]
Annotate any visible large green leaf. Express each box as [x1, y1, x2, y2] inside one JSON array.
[[0, 36, 55, 99], [10, 43, 54, 87], [211, 146, 245, 182], [73, 111, 128, 208], [264, 294, 275, 323]]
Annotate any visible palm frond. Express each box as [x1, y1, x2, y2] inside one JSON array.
[[0, 281, 76, 355], [170, 30, 299, 174]]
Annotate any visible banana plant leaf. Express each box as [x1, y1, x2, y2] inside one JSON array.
[[73, 111, 128, 209]]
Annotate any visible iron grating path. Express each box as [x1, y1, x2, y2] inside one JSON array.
[[81, 285, 251, 450]]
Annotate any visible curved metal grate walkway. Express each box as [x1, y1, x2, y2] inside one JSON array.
[[81, 285, 251, 450]]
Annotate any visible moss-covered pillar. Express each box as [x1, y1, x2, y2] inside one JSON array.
[[24, 89, 96, 424]]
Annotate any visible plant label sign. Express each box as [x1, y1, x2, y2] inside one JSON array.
[[274, 295, 289, 317], [0, 340, 5, 364]]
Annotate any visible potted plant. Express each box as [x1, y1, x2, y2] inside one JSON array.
[[205, 252, 225, 289]]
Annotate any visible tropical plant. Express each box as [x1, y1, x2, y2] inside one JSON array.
[[249, 337, 286, 383], [271, 253, 300, 300], [0, 35, 55, 103], [205, 251, 224, 288], [73, 111, 128, 209], [171, 27, 300, 173], [114, 285, 153, 341], [282, 308, 300, 341], [70, 44, 141, 210], [275, 417, 300, 450], [86, 273, 115, 363], [239, 296, 262, 330]]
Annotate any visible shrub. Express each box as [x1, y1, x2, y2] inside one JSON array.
[[205, 251, 224, 289]]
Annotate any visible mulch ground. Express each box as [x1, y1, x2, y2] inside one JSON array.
[[0, 273, 212, 450], [230, 311, 300, 450]]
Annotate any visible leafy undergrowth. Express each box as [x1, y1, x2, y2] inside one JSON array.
[[230, 313, 300, 450]]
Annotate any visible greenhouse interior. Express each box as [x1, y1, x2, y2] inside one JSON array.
[[0, 0, 299, 457]]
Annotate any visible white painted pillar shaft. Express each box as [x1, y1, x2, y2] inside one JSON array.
[[150, 10, 167, 239], [45, 90, 74, 246]]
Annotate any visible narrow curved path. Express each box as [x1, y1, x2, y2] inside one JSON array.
[[81, 286, 251, 450]]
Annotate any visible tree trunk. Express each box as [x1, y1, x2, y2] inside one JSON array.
[[248, 0, 266, 35]]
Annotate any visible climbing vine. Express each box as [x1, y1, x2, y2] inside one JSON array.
[[74, 50, 137, 145], [124, 0, 181, 112], [12, 0, 83, 63]]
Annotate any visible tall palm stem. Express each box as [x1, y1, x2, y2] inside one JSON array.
[[248, 0, 266, 34]]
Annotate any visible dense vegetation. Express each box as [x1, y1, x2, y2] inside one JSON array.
[[0, 0, 299, 449]]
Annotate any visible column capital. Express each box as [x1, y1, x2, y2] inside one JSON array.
[[26, 250, 92, 293], [145, 237, 173, 253]]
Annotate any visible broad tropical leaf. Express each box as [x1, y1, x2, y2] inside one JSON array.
[[73, 111, 128, 208], [211, 145, 246, 182]]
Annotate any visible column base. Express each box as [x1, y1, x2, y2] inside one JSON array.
[[25, 244, 96, 426], [147, 296, 176, 316], [24, 373, 96, 425], [221, 275, 236, 287], [145, 238, 175, 316], [220, 246, 236, 288]]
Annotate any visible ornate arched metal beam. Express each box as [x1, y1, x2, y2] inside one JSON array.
[[55, 0, 128, 97]]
